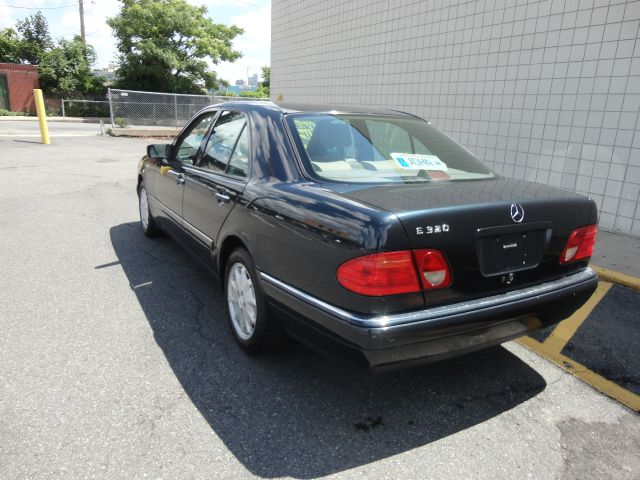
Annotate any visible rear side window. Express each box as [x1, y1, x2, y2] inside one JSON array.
[[199, 111, 248, 177], [227, 126, 249, 177]]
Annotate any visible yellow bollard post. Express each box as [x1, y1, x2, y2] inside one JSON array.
[[33, 89, 50, 145]]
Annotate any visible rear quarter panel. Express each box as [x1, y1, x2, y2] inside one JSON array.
[[218, 181, 424, 315]]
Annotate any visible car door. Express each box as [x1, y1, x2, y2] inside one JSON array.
[[181, 110, 250, 264], [152, 112, 217, 238]]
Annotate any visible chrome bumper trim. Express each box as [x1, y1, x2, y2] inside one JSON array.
[[259, 268, 597, 329]]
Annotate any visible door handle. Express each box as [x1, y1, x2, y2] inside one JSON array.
[[176, 174, 185, 185], [215, 192, 231, 204]]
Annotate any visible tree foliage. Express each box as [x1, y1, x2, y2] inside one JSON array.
[[0, 28, 23, 63], [259, 65, 270, 97], [238, 89, 267, 98], [0, 12, 104, 97], [39, 36, 105, 96], [15, 11, 53, 65], [261, 66, 270, 89], [107, 0, 243, 94]]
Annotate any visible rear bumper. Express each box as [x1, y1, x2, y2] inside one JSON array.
[[259, 268, 598, 369]]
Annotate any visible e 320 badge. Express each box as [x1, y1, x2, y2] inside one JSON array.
[[416, 224, 450, 235]]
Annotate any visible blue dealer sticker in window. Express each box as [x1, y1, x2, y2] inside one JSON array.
[[390, 153, 448, 171]]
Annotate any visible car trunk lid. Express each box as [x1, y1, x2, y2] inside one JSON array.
[[322, 177, 598, 305]]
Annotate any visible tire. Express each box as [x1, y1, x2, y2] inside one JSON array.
[[138, 184, 160, 237], [224, 247, 287, 354]]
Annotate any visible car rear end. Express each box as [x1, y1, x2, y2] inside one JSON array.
[[342, 179, 598, 307], [262, 108, 598, 369]]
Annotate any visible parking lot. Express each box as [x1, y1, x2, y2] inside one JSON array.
[[1, 121, 639, 479]]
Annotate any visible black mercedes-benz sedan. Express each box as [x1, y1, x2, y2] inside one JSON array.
[[137, 101, 598, 369]]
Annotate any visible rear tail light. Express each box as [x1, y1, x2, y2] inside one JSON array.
[[337, 249, 452, 296], [337, 251, 420, 296], [412, 249, 453, 290], [560, 224, 597, 264]]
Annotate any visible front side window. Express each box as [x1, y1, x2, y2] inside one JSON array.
[[174, 113, 216, 165], [199, 111, 247, 174], [285, 114, 495, 184]]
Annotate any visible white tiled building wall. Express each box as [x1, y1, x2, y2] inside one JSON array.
[[271, 0, 640, 236]]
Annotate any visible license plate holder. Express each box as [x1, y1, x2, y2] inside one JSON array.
[[476, 222, 552, 277]]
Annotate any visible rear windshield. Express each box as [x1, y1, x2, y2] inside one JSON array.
[[285, 113, 495, 183]]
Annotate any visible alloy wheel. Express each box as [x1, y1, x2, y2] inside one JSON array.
[[227, 262, 257, 340]]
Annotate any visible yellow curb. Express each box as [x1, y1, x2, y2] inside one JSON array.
[[542, 280, 612, 353], [590, 264, 640, 291], [518, 336, 640, 413]]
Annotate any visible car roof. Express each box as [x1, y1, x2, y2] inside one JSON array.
[[213, 100, 420, 118]]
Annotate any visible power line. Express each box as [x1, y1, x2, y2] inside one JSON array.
[[231, 0, 268, 8], [0, 2, 78, 10], [0, 0, 267, 11]]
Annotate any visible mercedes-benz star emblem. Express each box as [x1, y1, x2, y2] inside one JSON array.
[[510, 203, 525, 223]]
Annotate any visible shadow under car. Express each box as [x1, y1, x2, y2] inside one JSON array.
[[110, 222, 546, 478]]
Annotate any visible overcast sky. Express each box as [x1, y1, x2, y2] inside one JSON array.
[[0, 0, 271, 84]]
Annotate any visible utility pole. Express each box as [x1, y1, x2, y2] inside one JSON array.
[[78, 0, 86, 43]]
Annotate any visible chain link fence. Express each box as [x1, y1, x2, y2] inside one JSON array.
[[107, 88, 269, 128], [61, 99, 110, 118]]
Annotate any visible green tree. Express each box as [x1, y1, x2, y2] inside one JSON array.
[[238, 89, 267, 98], [1, 12, 104, 97], [107, 0, 244, 94], [39, 36, 105, 96], [261, 65, 270, 89], [16, 11, 53, 65], [0, 28, 23, 63], [258, 65, 270, 97]]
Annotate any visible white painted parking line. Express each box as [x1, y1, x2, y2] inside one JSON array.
[[0, 133, 99, 137]]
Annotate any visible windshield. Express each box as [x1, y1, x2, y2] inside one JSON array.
[[285, 113, 496, 183]]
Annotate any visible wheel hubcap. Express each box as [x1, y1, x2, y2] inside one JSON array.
[[139, 188, 149, 230], [227, 263, 257, 340]]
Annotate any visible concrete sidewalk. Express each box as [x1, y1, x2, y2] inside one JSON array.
[[591, 230, 640, 279], [0, 116, 179, 136], [107, 126, 180, 137], [0, 116, 108, 123]]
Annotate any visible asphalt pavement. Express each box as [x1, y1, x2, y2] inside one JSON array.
[[0, 123, 638, 479], [565, 283, 640, 395]]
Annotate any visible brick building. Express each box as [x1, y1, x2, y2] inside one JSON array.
[[0, 63, 40, 113]]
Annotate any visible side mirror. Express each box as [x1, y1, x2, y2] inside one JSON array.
[[147, 144, 172, 162]]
